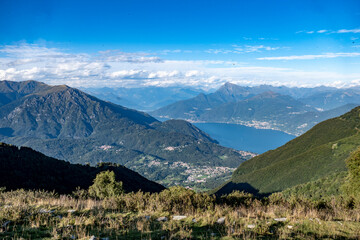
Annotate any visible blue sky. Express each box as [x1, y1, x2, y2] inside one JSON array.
[[0, 0, 360, 88]]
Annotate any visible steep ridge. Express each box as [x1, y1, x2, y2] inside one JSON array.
[[0, 80, 51, 107], [216, 106, 360, 195], [0, 142, 165, 194]]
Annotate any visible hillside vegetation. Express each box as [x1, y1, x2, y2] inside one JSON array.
[[0, 142, 164, 194], [216, 106, 360, 195]]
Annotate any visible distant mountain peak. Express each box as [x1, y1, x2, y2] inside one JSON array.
[[217, 82, 246, 94]]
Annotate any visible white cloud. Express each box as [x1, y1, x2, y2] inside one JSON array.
[[206, 45, 280, 54], [317, 30, 327, 33], [98, 50, 162, 63], [109, 70, 148, 79], [242, 45, 280, 52], [257, 52, 360, 60], [1, 43, 360, 89], [185, 70, 202, 77], [301, 28, 360, 34], [205, 49, 235, 54], [336, 28, 360, 33]]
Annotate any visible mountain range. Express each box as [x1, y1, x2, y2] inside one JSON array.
[[81, 86, 205, 111], [0, 80, 252, 189], [215, 106, 360, 195], [151, 83, 360, 135]]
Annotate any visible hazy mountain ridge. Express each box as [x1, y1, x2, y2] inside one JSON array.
[[81, 86, 206, 111], [151, 82, 360, 135]]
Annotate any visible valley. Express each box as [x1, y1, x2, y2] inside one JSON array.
[[2, 1, 360, 239], [0, 81, 252, 190]]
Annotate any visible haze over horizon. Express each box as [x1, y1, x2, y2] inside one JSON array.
[[1, 0, 360, 89]]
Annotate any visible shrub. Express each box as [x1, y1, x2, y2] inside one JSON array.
[[342, 147, 360, 198], [88, 170, 123, 199], [157, 186, 215, 213], [221, 190, 254, 206]]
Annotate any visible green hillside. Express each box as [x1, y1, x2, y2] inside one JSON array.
[[216, 106, 360, 195], [0, 142, 164, 194], [281, 171, 347, 200]]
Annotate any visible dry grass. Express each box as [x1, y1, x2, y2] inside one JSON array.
[[0, 188, 360, 239]]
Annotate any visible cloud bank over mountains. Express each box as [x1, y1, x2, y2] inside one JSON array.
[[1, 43, 360, 89]]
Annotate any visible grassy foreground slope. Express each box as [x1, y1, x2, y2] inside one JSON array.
[[1, 187, 360, 239], [217, 106, 360, 195]]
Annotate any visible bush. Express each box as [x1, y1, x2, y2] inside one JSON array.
[[157, 186, 215, 213], [342, 148, 360, 198], [221, 190, 254, 206], [88, 170, 123, 199]]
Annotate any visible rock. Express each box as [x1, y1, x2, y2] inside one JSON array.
[[39, 208, 54, 214], [192, 218, 197, 223], [157, 216, 168, 222], [2, 220, 11, 232], [2, 221, 10, 228], [172, 215, 187, 221], [247, 224, 256, 229], [274, 217, 287, 222], [287, 225, 293, 229], [216, 217, 225, 224], [67, 210, 76, 213]]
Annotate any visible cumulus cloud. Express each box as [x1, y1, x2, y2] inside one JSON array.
[[257, 52, 360, 60], [1, 43, 360, 89]]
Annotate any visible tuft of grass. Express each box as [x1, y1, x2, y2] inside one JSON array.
[[1, 188, 360, 239]]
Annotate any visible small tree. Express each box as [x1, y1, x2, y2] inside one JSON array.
[[342, 148, 360, 198], [88, 170, 124, 199]]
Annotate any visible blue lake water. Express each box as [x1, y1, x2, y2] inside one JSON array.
[[193, 123, 296, 154]]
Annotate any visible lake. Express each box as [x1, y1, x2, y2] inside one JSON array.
[[194, 123, 296, 154]]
